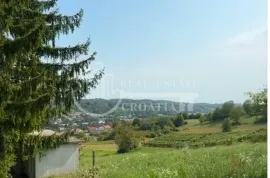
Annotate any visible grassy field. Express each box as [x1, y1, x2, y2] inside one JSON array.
[[54, 117, 267, 178], [179, 117, 266, 134], [64, 142, 267, 178]]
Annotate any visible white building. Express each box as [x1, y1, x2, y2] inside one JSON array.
[[11, 129, 82, 178]]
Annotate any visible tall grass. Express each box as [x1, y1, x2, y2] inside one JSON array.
[[67, 143, 267, 178]]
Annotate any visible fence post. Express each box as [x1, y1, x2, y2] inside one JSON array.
[[92, 150, 96, 167]]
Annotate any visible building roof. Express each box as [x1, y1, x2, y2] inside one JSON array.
[[28, 129, 56, 137], [28, 129, 83, 143], [88, 126, 97, 130], [104, 125, 112, 129]]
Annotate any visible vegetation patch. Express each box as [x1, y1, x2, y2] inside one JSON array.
[[145, 128, 266, 149]]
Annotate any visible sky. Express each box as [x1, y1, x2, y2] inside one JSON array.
[[56, 0, 267, 103]]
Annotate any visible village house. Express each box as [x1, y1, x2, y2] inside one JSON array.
[[104, 125, 112, 130], [87, 124, 112, 135], [11, 129, 82, 178], [88, 126, 98, 134]]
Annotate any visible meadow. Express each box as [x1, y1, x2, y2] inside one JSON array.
[[55, 117, 267, 178]]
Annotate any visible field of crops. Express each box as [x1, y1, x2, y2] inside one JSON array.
[[145, 128, 267, 148]]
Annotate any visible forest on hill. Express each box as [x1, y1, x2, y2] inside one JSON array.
[[74, 98, 226, 118]]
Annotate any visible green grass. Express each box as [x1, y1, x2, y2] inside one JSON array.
[[179, 117, 266, 134], [63, 143, 267, 178], [53, 117, 267, 178]]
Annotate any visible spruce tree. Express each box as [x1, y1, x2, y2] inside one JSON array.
[[0, 0, 103, 176]]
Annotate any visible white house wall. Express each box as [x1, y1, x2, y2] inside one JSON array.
[[35, 144, 79, 178]]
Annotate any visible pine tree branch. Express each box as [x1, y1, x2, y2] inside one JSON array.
[[39, 38, 90, 61], [1, 23, 44, 57]]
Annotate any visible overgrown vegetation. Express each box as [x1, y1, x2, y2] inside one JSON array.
[[59, 143, 267, 178], [145, 128, 266, 149]]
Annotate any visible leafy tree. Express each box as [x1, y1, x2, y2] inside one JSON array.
[[243, 99, 254, 116], [182, 112, 188, 120], [174, 114, 184, 127], [132, 118, 141, 127], [212, 107, 224, 121], [114, 122, 141, 153], [222, 118, 232, 132], [221, 101, 235, 118], [0, 1, 103, 176], [230, 106, 243, 124], [195, 113, 202, 119], [205, 112, 213, 121], [246, 88, 267, 122]]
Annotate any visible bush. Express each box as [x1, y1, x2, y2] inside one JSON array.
[[199, 117, 205, 124], [254, 116, 267, 124], [222, 118, 232, 132], [161, 126, 171, 134], [132, 118, 141, 127], [174, 114, 184, 127], [146, 132, 157, 138]]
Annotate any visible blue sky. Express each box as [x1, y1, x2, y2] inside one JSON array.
[[57, 0, 267, 103]]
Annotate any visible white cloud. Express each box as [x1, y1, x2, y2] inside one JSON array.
[[225, 26, 266, 46]]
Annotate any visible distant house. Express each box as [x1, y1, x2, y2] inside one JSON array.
[[10, 129, 82, 178], [88, 126, 98, 134], [98, 126, 105, 131], [104, 125, 112, 130]]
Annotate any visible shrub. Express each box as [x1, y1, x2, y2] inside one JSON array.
[[199, 117, 205, 124], [222, 118, 232, 132], [174, 114, 184, 127], [254, 116, 267, 124], [146, 132, 157, 138], [132, 118, 141, 127], [161, 126, 171, 134]]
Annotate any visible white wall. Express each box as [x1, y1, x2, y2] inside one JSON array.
[[35, 144, 79, 178]]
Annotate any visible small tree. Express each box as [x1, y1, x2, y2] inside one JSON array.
[[222, 118, 232, 132], [182, 112, 188, 120], [199, 116, 205, 124], [114, 122, 141, 153], [230, 106, 243, 125], [174, 114, 184, 127]]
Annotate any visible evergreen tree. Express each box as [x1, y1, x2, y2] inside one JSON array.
[[0, 1, 103, 176]]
